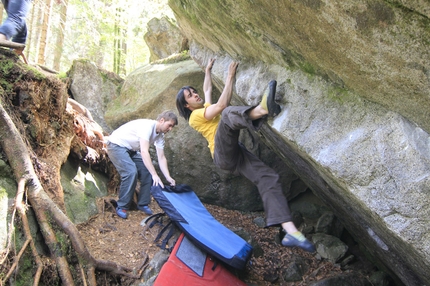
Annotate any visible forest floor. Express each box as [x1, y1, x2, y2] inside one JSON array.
[[77, 196, 372, 286]]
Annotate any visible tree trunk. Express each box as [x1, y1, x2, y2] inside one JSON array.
[[120, 23, 127, 76], [113, 7, 121, 75], [38, 0, 53, 65], [0, 2, 4, 24], [26, 0, 36, 61], [53, 0, 68, 71]]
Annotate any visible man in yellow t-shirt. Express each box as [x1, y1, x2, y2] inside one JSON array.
[[175, 59, 315, 252]]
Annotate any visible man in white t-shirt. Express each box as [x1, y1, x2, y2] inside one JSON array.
[[106, 111, 178, 219]]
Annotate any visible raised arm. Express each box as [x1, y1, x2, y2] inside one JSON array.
[[204, 61, 238, 120], [203, 58, 215, 104]]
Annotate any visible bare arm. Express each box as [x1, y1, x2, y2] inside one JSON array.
[[156, 147, 176, 186], [203, 58, 215, 104], [140, 139, 164, 188], [204, 61, 238, 120]]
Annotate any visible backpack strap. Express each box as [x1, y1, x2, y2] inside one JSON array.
[[143, 212, 178, 251], [141, 212, 166, 231], [155, 220, 178, 251]]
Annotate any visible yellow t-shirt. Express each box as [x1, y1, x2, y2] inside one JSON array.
[[189, 103, 220, 157]]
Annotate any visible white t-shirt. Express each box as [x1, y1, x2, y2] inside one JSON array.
[[107, 119, 164, 151]]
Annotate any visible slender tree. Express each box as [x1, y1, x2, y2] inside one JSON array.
[[113, 6, 124, 75], [38, 0, 54, 65], [53, 0, 68, 71], [25, 0, 38, 61], [0, 2, 4, 23], [30, 0, 44, 63]]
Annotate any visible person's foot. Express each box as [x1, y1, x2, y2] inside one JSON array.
[[116, 207, 128, 219], [260, 80, 280, 117], [282, 232, 316, 252], [138, 205, 153, 215]]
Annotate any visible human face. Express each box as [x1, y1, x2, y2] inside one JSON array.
[[184, 88, 204, 110], [157, 119, 176, 134]]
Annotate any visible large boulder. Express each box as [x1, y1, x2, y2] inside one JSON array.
[[144, 16, 188, 62], [166, 1, 430, 284], [168, 0, 430, 134], [175, 43, 429, 286], [61, 160, 109, 224], [182, 46, 430, 286], [0, 159, 16, 251], [67, 59, 124, 133], [104, 59, 307, 211]]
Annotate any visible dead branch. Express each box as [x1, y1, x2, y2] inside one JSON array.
[[15, 178, 43, 286], [2, 238, 31, 283], [79, 263, 88, 286]]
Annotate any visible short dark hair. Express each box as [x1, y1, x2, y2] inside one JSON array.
[[175, 86, 196, 122], [156, 110, 178, 126]]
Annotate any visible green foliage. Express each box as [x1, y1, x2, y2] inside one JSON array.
[[0, 186, 6, 200], [0, 59, 17, 93], [0, 58, 15, 76], [50, 0, 174, 75], [57, 71, 68, 79]]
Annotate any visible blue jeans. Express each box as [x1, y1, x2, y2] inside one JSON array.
[[106, 142, 152, 210], [0, 0, 32, 44]]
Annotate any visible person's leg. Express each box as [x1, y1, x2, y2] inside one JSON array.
[[237, 144, 293, 225], [213, 106, 315, 252], [132, 152, 153, 214], [0, 0, 31, 43], [0, 0, 9, 40], [214, 106, 290, 224], [213, 106, 264, 170], [235, 144, 315, 252], [106, 143, 138, 211]]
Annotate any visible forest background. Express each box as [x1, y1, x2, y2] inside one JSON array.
[[0, 0, 174, 76]]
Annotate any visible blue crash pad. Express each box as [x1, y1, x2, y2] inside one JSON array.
[[151, 184, 253, 270]]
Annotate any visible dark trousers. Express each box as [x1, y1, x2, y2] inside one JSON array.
[[213, 106, 292, 227], [0, 0, 31, 44]]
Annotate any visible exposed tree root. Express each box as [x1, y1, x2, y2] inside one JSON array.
[[0, 101, 141, 285], [15, 178, 43, 286]]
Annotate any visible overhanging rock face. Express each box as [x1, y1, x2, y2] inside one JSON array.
[[188, 45, 430, 286], [167, 0, 430, 282]]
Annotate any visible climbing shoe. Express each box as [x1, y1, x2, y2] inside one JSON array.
[[260, 80, 280, 117], [282, 233, 316, 252], [116, 207, 128, 219]]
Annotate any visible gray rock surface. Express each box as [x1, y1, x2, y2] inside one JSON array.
[[68, 59, 124, 133], [313, 233, 349, 263], [161, 0, 430, 283], [0, 159, 16, 251], [181, 45, 430, 285], [60, 160, 109, 224], [144, 16, 187, 62]]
